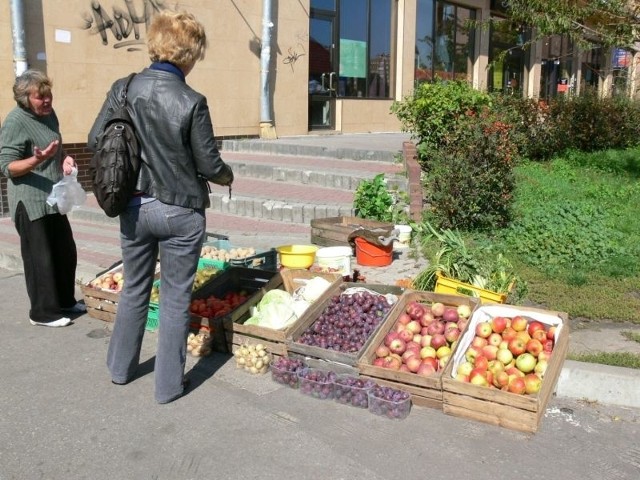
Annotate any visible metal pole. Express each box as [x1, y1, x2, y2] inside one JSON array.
[[10, 0, 28, 76], [259, 0, 277, 138]]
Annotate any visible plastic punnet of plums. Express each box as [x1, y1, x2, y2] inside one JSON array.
[[297, 368, 337, 400], [368, 385, 411, 419], [333, 374, 377, 408], [297, 290, 393, 354], [270, 357, 307, 389]]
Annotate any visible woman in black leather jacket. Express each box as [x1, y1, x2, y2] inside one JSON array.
[[88, 9, 233, 404]]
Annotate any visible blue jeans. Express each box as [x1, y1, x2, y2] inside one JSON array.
[[106, 200, 205, 403]]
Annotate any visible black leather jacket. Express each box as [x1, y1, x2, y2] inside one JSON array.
[[88, 68, 233, 210]]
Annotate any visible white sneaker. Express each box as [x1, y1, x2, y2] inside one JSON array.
[[30, 317, 72, 327], [62, 302, 87, 314]]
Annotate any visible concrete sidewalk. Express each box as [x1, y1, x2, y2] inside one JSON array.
[[0, 267, 639, 480]]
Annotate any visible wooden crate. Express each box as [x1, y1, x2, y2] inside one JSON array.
[[310, 216, 394, 247], [81, 262, 160, 323], [224, 269, 342, 356], [189, 267, 281, 353], [81, 262, 125, 323], [357, 291, 480, 410], [286, 282, 405, 368], [441, 305, 569, 433]]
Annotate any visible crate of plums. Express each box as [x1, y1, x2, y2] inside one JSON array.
[[285, 283, 405, 373]]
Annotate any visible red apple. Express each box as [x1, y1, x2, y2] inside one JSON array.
[[457, 318, 469, 332], [406, 355, 422, 373], [430, 333, 447, 350], [523, 373, 542, 394], [420, 334, 433, 348], [406, 320, 422, 335], [442, 308, 459, 323], [384, 331, 399, 347], [526, 338, 544, 357], [397, 328, 414, 343], [420, 311, 436, 327], [511, 315, 528, 332], [493, 370, 510, 388], [516, 330, 531, 343], [372, 357, 385, 367], [471, 336, 488, 349], [402, 349, 419, 363], [399, 364, 411, 373], [474, 354, 489, 372], [508, 376, 526, 394], [420, 356, 439, 371], [383, 355, 402, 370], [501, 326, 518, 342], [487, 332, 503, 347], [547, 325, 557, 340], [490, 316, 508, 334], [417, 362, 437, 377], [542, 338, 554, 352], [444, 326, 461, 344], [482, 344, 498, 361], [375, 344, 390, 358], [508, 337, 526, 356], [397, 312, 412, 325], [406, 301, 426, 320], [527, 320, 546, 338], [427, 320, 445, 336], [412, 334, 423, 344], [388, 338, 406, 355], [532, 329, 547, 342], [469, 368, 489, 387], [475, 321, 493, 338], [538, 350, 552, 363]]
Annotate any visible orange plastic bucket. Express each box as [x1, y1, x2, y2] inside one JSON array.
[[354, 237, 393, 267]]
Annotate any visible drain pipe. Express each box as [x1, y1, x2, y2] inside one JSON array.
[[10, 0, 28, 76], [259, 0, 277, 139]]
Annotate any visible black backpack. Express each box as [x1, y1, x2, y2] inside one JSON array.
[[90, 73, 141, 218]]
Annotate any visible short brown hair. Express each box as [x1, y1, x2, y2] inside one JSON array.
[[13, 70, 52, 109], [147, 10, 207, 71]]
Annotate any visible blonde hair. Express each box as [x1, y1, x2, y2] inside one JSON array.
[[13, 70, 52, 109], [147, 10, 207, 71]]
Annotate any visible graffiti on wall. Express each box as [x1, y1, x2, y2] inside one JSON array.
[[80, 0, 169, 51], [282, 43, 306, 72]]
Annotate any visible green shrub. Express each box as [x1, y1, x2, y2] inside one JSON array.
[[353, 174, 409, 223], [391, 79, 492, 160], [421, 112, 517, 231]]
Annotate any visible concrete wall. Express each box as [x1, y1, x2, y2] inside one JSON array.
[[0, 0, 312, 144]]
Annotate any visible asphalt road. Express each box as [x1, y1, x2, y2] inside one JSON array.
[[1, 268, 639, 480]]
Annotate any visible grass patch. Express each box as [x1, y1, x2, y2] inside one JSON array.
[[621, 331, 640, 343], [567, 351, 640, 370]]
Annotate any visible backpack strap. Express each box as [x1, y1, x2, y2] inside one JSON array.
[[120, 73, 136, 106]]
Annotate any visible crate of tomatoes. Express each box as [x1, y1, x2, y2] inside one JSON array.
[[188, 267, 281, 354]]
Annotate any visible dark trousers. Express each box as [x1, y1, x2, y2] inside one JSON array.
[[15, 202, 78, 321]]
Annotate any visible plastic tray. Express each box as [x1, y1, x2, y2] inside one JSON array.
[[297, 367, 336, 400], [333, 374, 377, 408], [368, 386, 412, 420]]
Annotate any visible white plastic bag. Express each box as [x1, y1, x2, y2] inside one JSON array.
[[47, 168, 87, 214]]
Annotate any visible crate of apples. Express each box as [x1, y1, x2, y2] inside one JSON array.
[[371, 300, 472, 376], [454, 313, 558, 395]]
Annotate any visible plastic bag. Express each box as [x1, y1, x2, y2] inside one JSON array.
[[47, 168, 87, 214]]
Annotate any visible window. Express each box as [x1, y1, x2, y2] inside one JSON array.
[[338, 0, 393, 98], [415, 0, 475, 86]]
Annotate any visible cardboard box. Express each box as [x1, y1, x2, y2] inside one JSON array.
[[441, 304, 569, 433], [357, 291, 480, 410]]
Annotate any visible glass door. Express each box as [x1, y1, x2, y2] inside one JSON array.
[[309, 13, 337, 130]]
